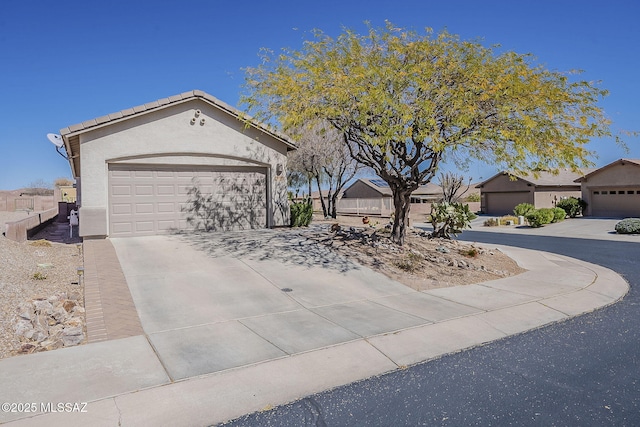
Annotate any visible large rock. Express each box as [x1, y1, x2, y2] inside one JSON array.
[[61, 327, 84, 347]]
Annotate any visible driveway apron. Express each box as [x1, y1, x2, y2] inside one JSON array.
[[110, 231, 416, 381]]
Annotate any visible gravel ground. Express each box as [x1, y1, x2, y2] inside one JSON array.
[[0, 232, 83, 359]]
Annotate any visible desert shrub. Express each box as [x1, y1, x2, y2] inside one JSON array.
[[513, 203, 535, 217], [290, 199, 313, 227], [499, 215, 519, 225], [556, 197, 587, 218], [461, 248, 479, 258], [525, 208, 555, 227], [483, 218, 499, 227], [429, 202, 477, 239], [615, 218, 640, 234], [551, 207, 567, 223], [395, 251, 423, 272]]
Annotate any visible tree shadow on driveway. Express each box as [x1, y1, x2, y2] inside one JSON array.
[[170, 224, 359, 273]]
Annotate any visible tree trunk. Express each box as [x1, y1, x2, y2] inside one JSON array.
[[329, 192, 338, 218], [315, 175, 328, 217], [390, 189, 412, 245]]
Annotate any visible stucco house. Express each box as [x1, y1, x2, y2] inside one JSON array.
[[575, 158, 640, 217], [342, 178, 442, 203], [476, 169, 591, 215], [60, 90, 296, 238]]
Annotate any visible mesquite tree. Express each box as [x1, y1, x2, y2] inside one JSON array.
[[243, 22, 617, 245]]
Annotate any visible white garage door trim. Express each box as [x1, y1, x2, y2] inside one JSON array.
[[108, 164, 267, 237]]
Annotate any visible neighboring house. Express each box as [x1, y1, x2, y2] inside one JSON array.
[[339, 178, 442, 216], [341, 178, 442, 203], [476, 169, 591, 215], [60, 90, 296, 238], [575, 158, 640, 217], [58, 186, 77, 203]]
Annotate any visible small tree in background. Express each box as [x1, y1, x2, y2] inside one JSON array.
[[438, 172, 471, 203], [288, 121, 361, 218], [54, 177, 74, 188]]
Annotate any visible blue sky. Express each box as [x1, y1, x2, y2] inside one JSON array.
[[1, 0, 638, 189]]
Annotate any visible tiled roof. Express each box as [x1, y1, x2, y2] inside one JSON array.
[[60, 89, 296, 149], [477, 169, 593, 187]]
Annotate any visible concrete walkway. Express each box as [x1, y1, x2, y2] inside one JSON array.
[[0, 228, 629, 426]]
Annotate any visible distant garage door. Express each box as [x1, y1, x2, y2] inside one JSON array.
[[108, 164, 267, 237], [484, 192, 532, 215], [590, 189, 640, 217]]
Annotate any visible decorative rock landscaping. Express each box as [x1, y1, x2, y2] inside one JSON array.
[[12, 292, 85, 353]]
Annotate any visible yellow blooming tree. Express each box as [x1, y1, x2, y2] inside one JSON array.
[[243, 23, 617, 245]]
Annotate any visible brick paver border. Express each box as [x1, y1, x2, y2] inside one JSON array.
[[83, 239, 144, 342]]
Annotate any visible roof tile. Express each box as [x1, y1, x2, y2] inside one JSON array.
[[68, 123, 84, 132], [95, 115, 111, 125], [108, 112, 124, 121]]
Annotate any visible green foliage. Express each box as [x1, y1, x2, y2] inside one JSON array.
[[290, 199, 313, 227], [466, 192, 481, 202], [525, 208, 555, 227], [556, 197, 587, 218], [551, 207, 567, 222], [615, 218, 640, 234], [513, 203, 535, 217], [243, 22, 619, 244], [32, 272, 47, 280], [429, 202, 477, 239]]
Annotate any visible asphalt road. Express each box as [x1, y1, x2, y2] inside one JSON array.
[[221, 231, 640, 426]]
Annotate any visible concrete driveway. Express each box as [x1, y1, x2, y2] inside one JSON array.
[[111, 229, 420, 381]]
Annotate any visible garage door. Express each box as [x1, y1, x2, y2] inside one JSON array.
[[484, 192, 532, 215], [591, 189, 640, 217], [109, 165, 267, 237]]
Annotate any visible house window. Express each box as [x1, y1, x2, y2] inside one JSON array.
[[618, 190, 626, 194], [627, 190, 635, 194], [593, 191, 600, 195], [601, 191, 608, 195]]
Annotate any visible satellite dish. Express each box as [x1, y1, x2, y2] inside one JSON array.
[[47, 133, 64, 148], [47, 133, 68, 160]]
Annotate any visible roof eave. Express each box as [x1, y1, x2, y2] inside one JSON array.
[[60, 91, 297, 162]]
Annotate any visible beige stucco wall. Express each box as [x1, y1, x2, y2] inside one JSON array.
[[580, 162, 640, 215], [77, 99, 289, 237], [533, 187, 582, 208], [479, 174, 582, 213]]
